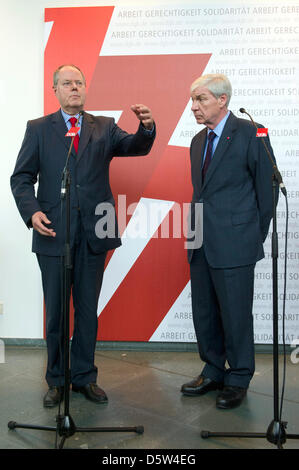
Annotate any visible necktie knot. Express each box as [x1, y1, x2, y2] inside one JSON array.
[[208, 130, 216, 142], [69, 117, 77, 127]]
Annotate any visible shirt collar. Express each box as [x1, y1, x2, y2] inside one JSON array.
[[60, 108, 82, 124], [208, 110, 230, 138]]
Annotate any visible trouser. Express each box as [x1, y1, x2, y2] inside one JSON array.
[[37, 225, 106, 387], [190, 247, 255, 389]]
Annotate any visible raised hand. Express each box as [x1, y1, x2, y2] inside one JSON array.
[[131, 104, 154, 130]]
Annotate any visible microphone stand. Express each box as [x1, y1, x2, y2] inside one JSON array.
[[8, 113, 144, 449], [200, 108, 299, 448]]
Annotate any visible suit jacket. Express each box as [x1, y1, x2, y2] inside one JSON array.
[[188, 112, 277, 268], [11, 110, 155, 255]]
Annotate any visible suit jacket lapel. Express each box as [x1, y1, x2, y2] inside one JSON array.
[[51, 110, 95, 161], [51, 109, 77, 157], [192, 128, 207, 196], [202, 112, 237, 189], [76, 112, 95, 163]]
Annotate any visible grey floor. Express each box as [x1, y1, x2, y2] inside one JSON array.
[[0, 346, 299, 450]]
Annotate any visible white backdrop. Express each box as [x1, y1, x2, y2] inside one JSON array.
[[1, 0, 299, 343]]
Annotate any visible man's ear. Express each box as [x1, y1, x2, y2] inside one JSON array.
[[218, 94, 228, 109]]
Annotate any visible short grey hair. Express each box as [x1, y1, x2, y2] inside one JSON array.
[[53, 64, 86, 88], [190, 73, 232, 106]]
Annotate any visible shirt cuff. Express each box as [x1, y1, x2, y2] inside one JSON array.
[[141, 122, 155, 134]]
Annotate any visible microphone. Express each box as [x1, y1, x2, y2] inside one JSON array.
[[76, 109, 84, 123], [239, 108, 286, 196]]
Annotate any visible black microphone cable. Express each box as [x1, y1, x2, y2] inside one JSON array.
[[278, 191, 289, 447]]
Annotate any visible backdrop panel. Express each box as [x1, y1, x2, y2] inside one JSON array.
[[44, 1, 299, 344]]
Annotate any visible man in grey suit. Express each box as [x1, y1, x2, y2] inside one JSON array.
[[181, 74, 276, 409], [11, 64, 155, 407]]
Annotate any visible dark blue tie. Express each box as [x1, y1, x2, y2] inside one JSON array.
[[202, 131, 216, 183]]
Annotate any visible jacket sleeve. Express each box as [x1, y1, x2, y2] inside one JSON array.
[[110, 120, 156, 157], [10, 121, 41, 227], [247, 127, 279, 242]]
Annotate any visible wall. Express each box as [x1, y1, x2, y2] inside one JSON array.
[[0, 0, 120, 338], [1, 0, 298, 342]]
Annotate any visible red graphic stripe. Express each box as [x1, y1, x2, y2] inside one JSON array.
[[99, 233, 189, 341], [98, 146, 192, 341], [91, 55, 211, 340], [44, 6, 114, 115]]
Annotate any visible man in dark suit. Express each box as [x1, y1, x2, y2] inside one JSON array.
[[11, 64, 155, 407], [181, 74, 276, 409]]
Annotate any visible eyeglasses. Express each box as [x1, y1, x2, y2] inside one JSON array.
[[60, 80, 85, 88]]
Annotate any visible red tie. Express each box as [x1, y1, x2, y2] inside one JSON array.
[[202, 130, 216, 183], [69, 117, 80, 153]]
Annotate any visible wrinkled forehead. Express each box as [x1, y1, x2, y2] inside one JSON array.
[[191, 86, 215, 99], [57, 66, 84, 81]]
